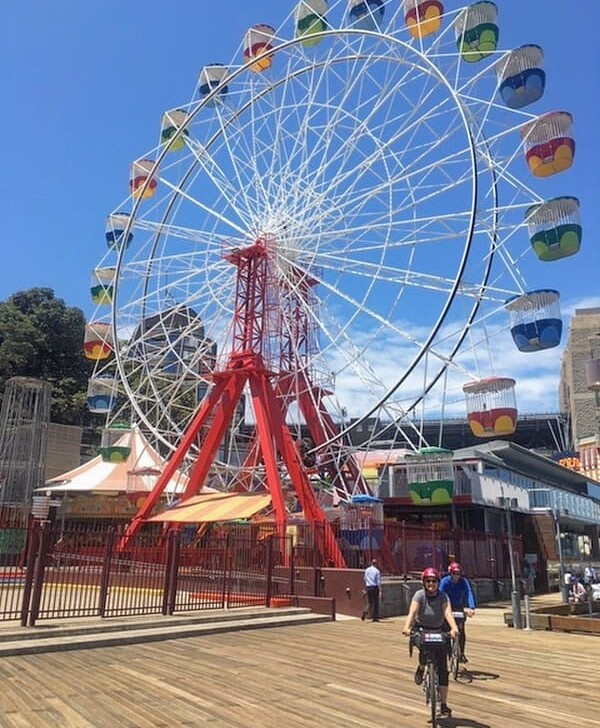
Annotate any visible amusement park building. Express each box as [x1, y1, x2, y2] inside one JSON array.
[[377, 440, 600, 590], [559, 307, 600, 480]]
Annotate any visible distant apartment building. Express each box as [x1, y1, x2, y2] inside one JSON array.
[[559, 308, 600, 479]]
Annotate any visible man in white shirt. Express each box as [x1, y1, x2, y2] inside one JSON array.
[[362, 558, 381, 622], [584, 565, 596, 585]]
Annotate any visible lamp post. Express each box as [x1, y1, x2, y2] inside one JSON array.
[[504, 503, 522, 629], [552, 509, 569, 604]]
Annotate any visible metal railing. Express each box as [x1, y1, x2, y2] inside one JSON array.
[[0, 515, 521, 624]]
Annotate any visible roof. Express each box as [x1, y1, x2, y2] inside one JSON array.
[[147, 492, 272, 523], [452, 440, 593, 494], [43, 426, 189, 494], [353, 448, 413, 467]]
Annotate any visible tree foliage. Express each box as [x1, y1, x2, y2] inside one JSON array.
[[0, 288, 92, 424]]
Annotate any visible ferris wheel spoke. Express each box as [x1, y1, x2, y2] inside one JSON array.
[[315, 303, 467, 421], [304, 116, 473, 223], [262, 54, 381, 209], [130, 219, 234, 251], [300, 173, 470, 258], [153, 174, 248, 238], [314, 256, 471, 298], [212, 105, 269, 225], [262, 52, 340, 209], [284, 44, 423, 192], [180, 138, 259, 231]]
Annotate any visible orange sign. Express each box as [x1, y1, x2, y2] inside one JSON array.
[[558, 456, 581, 472]]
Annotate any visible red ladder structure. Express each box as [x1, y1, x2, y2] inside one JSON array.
[[119, 238, 371, 565]]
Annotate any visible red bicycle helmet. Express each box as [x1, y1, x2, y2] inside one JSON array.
[[422, 567, 440, 582], [448, 562, 463, 574]]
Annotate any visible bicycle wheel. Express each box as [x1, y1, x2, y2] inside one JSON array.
[[423, 664, 430, 704], [428, 663, 438, 727], [450, 637, 460, 681]]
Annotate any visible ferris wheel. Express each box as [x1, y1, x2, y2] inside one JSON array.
[[86, 0, 578, 557]]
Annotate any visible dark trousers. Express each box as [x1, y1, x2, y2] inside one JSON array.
[[365, 586, 380, 621]]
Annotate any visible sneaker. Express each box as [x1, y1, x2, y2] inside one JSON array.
[[460, 654, 468, 664], [439, 704, 452, 718], [360, 612, 366, 621], [414, 666, 424, 686]]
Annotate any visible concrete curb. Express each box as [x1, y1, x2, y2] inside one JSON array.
[[0, 608, 332, 657]]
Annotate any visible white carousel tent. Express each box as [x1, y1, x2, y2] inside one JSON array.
[[42, 426, 189, 495]]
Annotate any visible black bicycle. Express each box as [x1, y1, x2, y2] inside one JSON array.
[[410, 629, 447, 727], [449, 611, 465, 680]]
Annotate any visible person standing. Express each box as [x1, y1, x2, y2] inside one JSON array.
[[439, 562, 476, 663], [362, 558, 381, 621], [584, 564, 596, 586], [522, 559, 536, 596]]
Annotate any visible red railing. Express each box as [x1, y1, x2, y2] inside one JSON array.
[[0, 516, 522, 624]]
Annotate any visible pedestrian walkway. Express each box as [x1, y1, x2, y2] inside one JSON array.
[[0, 601, 598, 727]]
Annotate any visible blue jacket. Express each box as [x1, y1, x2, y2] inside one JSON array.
[[439, 575, 476, 610]]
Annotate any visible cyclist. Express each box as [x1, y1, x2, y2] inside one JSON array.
[[439, 562, 475, 663], [402, 567, 459, 719]]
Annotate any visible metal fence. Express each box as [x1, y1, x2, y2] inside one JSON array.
[[0, 510, 522, 624], [335, 520, 522, 579], [11, 521, 303, 625]]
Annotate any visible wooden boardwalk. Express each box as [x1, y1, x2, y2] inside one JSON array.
[[0, 605, 598, 727]]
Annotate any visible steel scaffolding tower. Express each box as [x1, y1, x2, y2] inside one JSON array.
[[0, 377, 51, 505]]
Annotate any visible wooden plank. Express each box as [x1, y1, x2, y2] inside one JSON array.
[[0, 607, 598, 726], [549, 615, 600, 633]]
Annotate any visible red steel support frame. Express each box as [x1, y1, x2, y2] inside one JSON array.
[[119, 240, 345, 567]]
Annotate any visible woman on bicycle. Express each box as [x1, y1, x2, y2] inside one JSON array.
[[439, 562, 476, 663], [402, 567, 459, 719]]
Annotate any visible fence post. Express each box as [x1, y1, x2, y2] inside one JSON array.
[[167, 530, 181, 615], [27, 520, 51, 627], [162, 529, 179, 616], [265, 534, 274, 608], [289, 542, 296, 597], [97, 527, 115, 618], [222, 531, 232, 608], [20, 519, 40, 627], [401, 520, 408, 579], [162, 530, 174, 615]]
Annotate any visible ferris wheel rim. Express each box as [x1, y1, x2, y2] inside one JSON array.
[[110, 25, 486, 453]]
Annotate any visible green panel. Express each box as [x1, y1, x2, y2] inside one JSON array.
[[457, 23, 499, 62], [297, 15, 326, 46], [530, 224, 581, 261], [99, 446, 131, 463], [408, 479, 454, 505], [0, 529, 26, 554]]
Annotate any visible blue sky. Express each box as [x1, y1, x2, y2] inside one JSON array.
[[2, 0, 599, 415]]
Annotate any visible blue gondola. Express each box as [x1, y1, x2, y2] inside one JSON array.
[[505, 289, 562, 352]]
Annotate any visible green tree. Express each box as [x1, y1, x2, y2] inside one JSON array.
[[0, 288, 92, 424]]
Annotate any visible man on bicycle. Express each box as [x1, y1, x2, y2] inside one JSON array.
[[439, 562, 475, 663], [402, 567, 459, 719]]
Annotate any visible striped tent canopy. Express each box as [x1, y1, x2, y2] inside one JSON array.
[[147, 492, 272, 523]]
